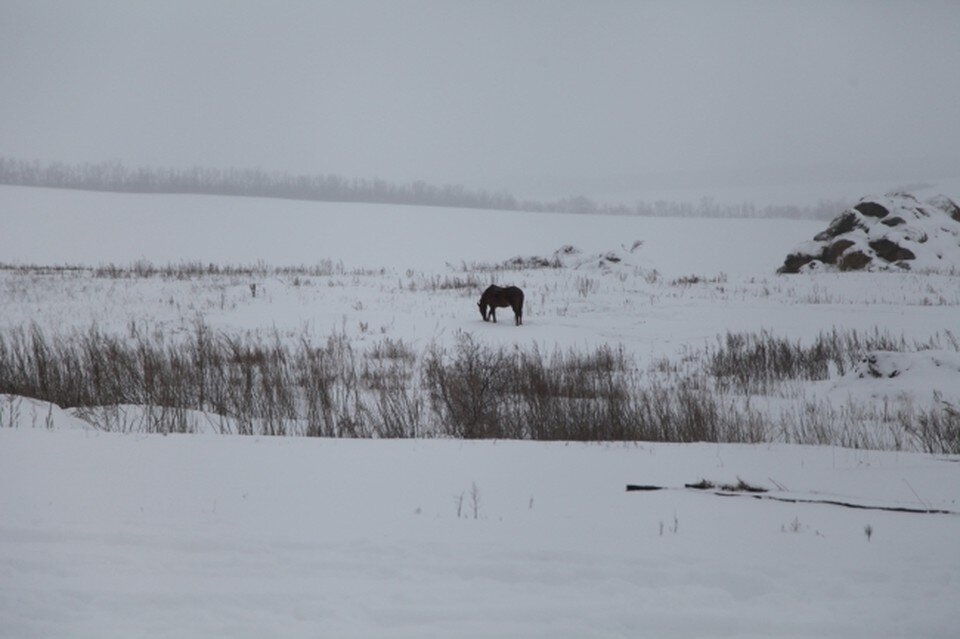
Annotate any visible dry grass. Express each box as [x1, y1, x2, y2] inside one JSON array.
[[2, 323, 957, 451]]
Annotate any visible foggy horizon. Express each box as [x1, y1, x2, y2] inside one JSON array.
[[2, 0, 959, 202]]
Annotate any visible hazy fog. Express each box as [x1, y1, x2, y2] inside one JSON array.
[[2, 0, 958, 202]]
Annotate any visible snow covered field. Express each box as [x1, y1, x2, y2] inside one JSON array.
[[2, 184, 959, 637], [2, 430, 958, 638]]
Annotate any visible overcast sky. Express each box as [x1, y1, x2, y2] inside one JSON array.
[[2, 0, 958, 200]]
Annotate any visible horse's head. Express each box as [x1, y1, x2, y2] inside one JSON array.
[[477, 301, 488, 321]]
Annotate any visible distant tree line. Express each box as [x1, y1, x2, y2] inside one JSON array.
[[0, 157, 843, 219]]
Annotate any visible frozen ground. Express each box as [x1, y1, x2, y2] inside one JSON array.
[[2, 184, 959, 636], [2, 429, 959, 638]]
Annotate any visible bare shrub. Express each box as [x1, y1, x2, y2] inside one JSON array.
[[423, 334, 512, 439]]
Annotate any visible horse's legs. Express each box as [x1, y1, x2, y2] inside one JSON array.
[[491, 308, 497, 323], [514, 304, 522, 326]]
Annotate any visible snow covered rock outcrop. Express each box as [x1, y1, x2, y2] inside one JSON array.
[[777, 193, 960, 273]]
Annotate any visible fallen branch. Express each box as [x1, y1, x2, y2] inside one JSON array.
[[625, 483, 959, 516], [741, 492, 957, 515]]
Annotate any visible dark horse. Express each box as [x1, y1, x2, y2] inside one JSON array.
[[478, 285, 524, 326]]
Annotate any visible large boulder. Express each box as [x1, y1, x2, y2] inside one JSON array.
[[777, 193, 960, 273]]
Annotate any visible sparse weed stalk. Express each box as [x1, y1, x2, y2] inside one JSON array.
[[1, 395, 22, 429], [5, 259, 355, 281], [575, 275, 598, 298], [367, 337, 417, 363], [414, 273, 484, 292], [899, 393, 960, 454], [782, 517, 804, 533], [705, 327, 951, 396]]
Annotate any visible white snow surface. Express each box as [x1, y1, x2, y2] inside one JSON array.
[[1, 185, 816, 276], [2, 427, 959, 638], [2, 184, 960, 637]]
